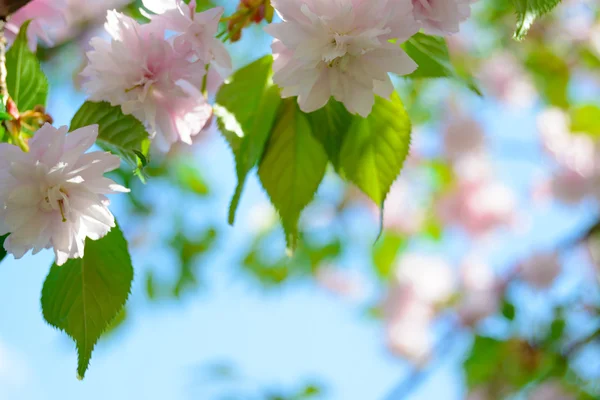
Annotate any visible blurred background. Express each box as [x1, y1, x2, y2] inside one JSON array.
[[1, 0, 600, 399]]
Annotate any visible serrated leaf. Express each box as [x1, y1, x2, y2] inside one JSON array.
[[41, 225, 133, 379], [339, 92, 411, 208], [402, 33, 481, 95], [70, 101, 150, 173], [306, 98, 353, 169], [512, 0, 562, 40], [258, 99, 328, 250], [5, 20, 49, 111], [215, 55, 282, 224]]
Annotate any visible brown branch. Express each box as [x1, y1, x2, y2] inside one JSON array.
[[0, 0, 32, 17], [0, 16, 7, 106]]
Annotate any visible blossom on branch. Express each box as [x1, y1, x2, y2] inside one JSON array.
[[411, 0, 476, 36], [81, 11, 212, 149], [0, 124, 128, 266], [264, 0, 419, 116], [142, 0, 232, 78]]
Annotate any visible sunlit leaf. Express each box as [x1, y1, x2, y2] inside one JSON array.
[[5, 20, 48, 111], [339, 92, 411, 208], [570, 105, 600, 138], [512, 0, 562, 40], [306, 99, 353, 168], [41, 225, 133, 379], [70, 101, 150, 175], [258, 99, 328, 250], [215, 55, 282, 224], [403, 33, 481, 95]]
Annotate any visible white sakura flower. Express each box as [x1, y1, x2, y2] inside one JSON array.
[[393, 253, 456, 304], [142, 0, 232, 78], [0, 124, 128, 266], [265, 0, 419, 117], [412, 0, 476, 36], [81, 10, 211, 149]]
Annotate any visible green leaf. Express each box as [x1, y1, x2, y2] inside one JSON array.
[[402, 33, 481, 95], [372, 232, 405, 280], [258, 99, 328, 250], [70, 101, 150, 173], [339, 92, 411, 207], [215, 55, 282, 224], [464, 336, 505, 388], [570, 105, 600, 138], [525, 46, 569, 108], [306, 99, 353, 168], [173, 159, 210, 196], [501, 301, 516, 321], [0, 234, 7, 264], [512, 0, 562, 40], [41, 225, 133, 379], [5, 20, 49, 111]]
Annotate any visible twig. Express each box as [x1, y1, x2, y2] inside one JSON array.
[[382, 324, 461, 400], [0, 16, 7, 106]]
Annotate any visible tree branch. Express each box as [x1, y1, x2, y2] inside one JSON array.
[[0, 0, 32, 17], [0, 16, 7, 106]]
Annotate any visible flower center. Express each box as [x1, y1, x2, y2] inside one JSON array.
[[42, 185, 70, 222]]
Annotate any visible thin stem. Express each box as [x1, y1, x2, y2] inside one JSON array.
[[0, 16, 8, 106]]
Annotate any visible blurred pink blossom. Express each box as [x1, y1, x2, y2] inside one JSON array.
[[519, 252, 562, 289], [384, 298, 434, 365], [457, 256, 500, 326], [478, 52, 537, 109], [442, 113, 485, 161], [437, 174, 516, 237], [382, 178, 426, 235], [411, 0, 476, 36], [393, 253, 456, 305], [7, 0, 65, 50], [529, 381, 574, 400], [264, 0, 418, 116], [315, 265, 366, 301]]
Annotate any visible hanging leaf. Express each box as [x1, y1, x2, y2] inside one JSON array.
[[214, 55, 282, 224], [5, 20, 49, 111], [258, 99, 328, 250], [306, 99, 353, 169], [41, 224, 134, 379], [339, 92, 412, 208], [511, 0, 562, 40], [403, 33, 481, 95], [70, 101, 150, 174]]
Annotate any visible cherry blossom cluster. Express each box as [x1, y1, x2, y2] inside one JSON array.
[[81, 0, 231, 149], [0, 125, 128, 265], [264, 0, 477, 116]]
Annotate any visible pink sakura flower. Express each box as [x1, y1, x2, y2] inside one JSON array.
[[142, 0, 232, 78], [385, 299, 433, 365], [315, 265, 366, 301], [529, 381, 574, 400], [0, 124, 128, 266], [392, 253, 456, 304], [7, 0, 66, 51], [519, 252, 562, 289], [264, 0, 419, 117], [437, 172, 516, 237], [478, 52, 537, 109], [457, 256, 500, 326], [381, 178, 426, 235], [442, 112, 485, 161], [411, 0, 476, 36], [81, 11, 212, 149]]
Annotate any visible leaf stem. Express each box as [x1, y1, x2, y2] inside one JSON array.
[[0, 16, 8, 106]]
